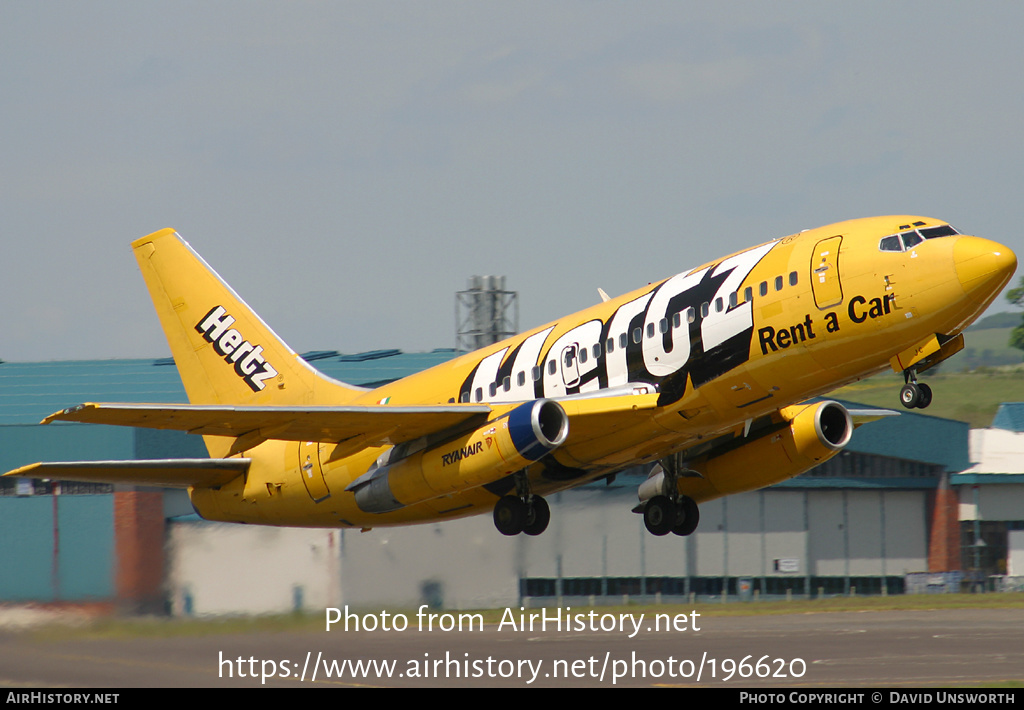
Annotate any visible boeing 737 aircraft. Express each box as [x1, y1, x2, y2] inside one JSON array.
[[5, 217, 1016, 537]]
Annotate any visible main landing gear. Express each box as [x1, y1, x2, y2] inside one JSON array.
[[899, 368, 932, 410], [493, 472, 550, 536], [643, 495, 700, 537], [637, 461, 701, 536]]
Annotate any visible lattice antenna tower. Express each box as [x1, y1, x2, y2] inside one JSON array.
[[456, 276, 518, 353]]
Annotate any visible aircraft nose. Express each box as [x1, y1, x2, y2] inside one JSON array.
[[954, 236, 1017, 303]]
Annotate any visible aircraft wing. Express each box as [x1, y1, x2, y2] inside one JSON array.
[[846, 407, 900, 427], [555, 391, 662, 435], [3, 458, 249, 488], [42, 402, 493, 450]]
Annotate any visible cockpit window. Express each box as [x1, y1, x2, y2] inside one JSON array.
[[920, 225, 959, 239], [879, 224, 960, 252], [901, 230, 923, 249], [879, 235, 902, 252]]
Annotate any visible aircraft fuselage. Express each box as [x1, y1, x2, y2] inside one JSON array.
[[190, 215, 1016, 530]]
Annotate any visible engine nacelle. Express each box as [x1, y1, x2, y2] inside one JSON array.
[[645, 400, 853, 503], [347, 399, 569, 513]]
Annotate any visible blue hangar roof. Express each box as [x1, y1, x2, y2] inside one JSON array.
[[0, 349, 458, 426], [0, 352, 969, 475]]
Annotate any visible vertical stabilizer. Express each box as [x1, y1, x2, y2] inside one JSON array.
[[132, 229, 364, 418]]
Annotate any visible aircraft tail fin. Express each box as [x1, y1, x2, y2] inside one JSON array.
[[132, 229, 365, 414]]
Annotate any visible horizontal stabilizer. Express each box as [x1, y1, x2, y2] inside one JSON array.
[[44, 402, 492, 449], [3, 458, 250, 489]]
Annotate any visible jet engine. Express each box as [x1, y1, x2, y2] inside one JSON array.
[[640, 399, 854, 508], [347, 398, 569, 513]]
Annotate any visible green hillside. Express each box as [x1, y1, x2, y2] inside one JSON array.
[[832, 370, 1024, 428]]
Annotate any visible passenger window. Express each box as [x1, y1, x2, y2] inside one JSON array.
[[548, 360, 557, 375], [460, 392, 470, 403], [686, 307, 696, 323], [701, 302, 709, 318], [474, 387, 483, 402], [579, 348, 587, 364], [759, 281, 768, 297], [789, 271, 798, 286], [564, 351, 574, 367], [729, 292, 738, 308], [619, 333, 628, 348], [489, 382, 497, 397], [532, 366, 542, 381], [517, 371, 526, 387], [744, 286, 753, 303], [632, 327, 642, 344], [715, 297, 724, 313], [879, 235, 902, 252], [774, 276, 783, 291], [593, 343, 601, 359], [503, 376, 511, 392], [646, 323, 655, 338], [659, 318, 668, 334], [672, 312, 681, 329]]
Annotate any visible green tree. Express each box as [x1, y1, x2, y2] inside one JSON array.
[[1006, 279, 1024, 352]]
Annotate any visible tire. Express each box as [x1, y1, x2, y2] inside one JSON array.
[[672, 496, 700, 536], [915, 382, 932, 409], [900, 383, 920, 409], [523, 496, 550, 536], [643, 495, 676, 536], [493, 496, 527, 536]]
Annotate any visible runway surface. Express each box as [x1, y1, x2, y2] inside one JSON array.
[[1, 608, 1021, 688]]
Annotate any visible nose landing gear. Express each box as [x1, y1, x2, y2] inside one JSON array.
[[899, 369, 932, 409]]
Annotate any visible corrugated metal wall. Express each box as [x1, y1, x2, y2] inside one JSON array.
[[0, 494, 114, 601]]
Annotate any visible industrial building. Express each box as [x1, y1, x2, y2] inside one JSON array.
[[1, 353, 1021, 614]]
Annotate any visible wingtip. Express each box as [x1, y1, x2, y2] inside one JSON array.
[[41, 403, 91, 425], [2, 462, 41, 478]]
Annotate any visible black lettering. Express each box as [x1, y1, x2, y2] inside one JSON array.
[[848, 296, 868, 324], [776, 328, 791, 348], [758, 327, 777, 354], [825, 312, 840, 332], [803, 314, 816, 340], [790, 322, 805, 343]]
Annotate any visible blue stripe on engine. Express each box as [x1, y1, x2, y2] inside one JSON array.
[[507, 402, 550, 461]]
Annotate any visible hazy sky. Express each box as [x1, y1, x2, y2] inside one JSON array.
[[3, 2, 1024, 362]]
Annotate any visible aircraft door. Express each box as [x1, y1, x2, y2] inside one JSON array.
[[811, 236, 844, 309], [560, 344, 580, 389], [298, 441, 331, 503]]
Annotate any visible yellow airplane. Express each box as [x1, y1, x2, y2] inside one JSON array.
[[4, 217, 1016, 537]]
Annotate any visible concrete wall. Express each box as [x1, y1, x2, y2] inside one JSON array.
[[164, 485, 931, 613], [167, 522, 342, 616], [959, 483, 1024, 521]]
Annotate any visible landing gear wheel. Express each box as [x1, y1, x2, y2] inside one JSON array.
[[523, 496, 551, 536], [493, 496, 527, 536], [643, 495, 677, 536], [900, 382, 921, 409], [916, 382, 932, 409], [672, 496, 700, 536]]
